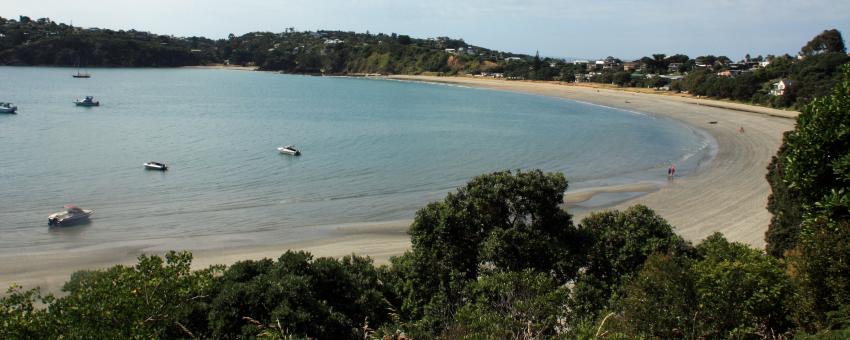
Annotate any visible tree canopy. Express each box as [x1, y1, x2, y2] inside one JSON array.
[[801, 29, 847, 56], [766, 65, 850, 257]]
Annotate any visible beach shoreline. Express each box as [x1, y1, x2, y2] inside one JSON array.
[[0, 73, 796, 295], [388, 75, 794, 244]]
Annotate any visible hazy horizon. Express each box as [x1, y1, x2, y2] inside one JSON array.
[[2, 0, 849, 60]]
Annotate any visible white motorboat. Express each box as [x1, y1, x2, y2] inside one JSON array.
[[74, 96, 100, 106], [277, 145, 301, 156], [0, 102, 17, 113], [48, 204, 93, 226], [144, 161, 168, 171]]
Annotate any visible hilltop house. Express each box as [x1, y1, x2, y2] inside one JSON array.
[[770, 79, 793, 96], [667, 63, 682, 73], [623, 62, 639, 72]]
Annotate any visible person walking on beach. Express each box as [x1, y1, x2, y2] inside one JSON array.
[[668, 164, 677, 179], [739, 126, 745, 133]]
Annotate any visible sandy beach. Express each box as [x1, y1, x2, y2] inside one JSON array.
[[390, 75, 795, 244], [0, 75, 796, 294]]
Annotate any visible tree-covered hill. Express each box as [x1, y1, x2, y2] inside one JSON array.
[[0, 15, 521, 74], [3, 16, 846, 109]]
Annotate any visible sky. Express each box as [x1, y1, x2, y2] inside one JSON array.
[[2, 0, 849, 60]]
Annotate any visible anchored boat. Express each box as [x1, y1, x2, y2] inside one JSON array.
[[144, 161, 168, 171], [48, 204, 93, 226], [74, 96, 100, 106], [277, 145, 301, 156], [0, 102, 17, 113]]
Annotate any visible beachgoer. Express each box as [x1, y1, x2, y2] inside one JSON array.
[[739, 126, 745, 133], [671, 164, 676, 177]]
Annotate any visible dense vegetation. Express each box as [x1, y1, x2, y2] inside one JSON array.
[[0, 15, 509, 74], [2, 16, 846, 108]]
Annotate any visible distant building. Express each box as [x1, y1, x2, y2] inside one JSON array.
[[505, 57, 522, 62], [444, 48, 457, 54], [475, 72, 504, 78], [324, 39, 343, 44], [770, 79, 793, 96], [660, 75, 684, 80], [667, 63, 682, 73], [716, 70, 742, 77], [623, 62, 639, 72]]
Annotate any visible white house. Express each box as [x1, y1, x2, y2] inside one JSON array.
[[770, 79, 793, 96]]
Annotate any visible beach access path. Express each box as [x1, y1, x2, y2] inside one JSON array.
[[0, 74, 796, 294]]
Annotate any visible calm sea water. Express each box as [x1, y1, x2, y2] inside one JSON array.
[[0, 67, 710, 254]]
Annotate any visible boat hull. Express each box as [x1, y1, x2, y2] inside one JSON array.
[[144, 163, 168, 171], [74, 102, 99, 107], [0, 107, 16, 114], [48, 210, 93, 226], [277, 147, 301, 156]]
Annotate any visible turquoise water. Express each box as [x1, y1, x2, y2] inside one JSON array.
[[0, 67, 710, 253]]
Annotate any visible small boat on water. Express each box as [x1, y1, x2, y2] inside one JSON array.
[[48, 204, 93, 226], [0, 102, 17, 113], [72, 58, 91, 78], [277, 145, 301, 156], [72, 71, 91, 78], [144, 161, 168, 171], [74, 96, 99, 106]]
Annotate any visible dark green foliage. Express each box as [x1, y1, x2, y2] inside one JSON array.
[[0, 18, 210, 66], [620, 254, 697, 339], [612, 71, 631, 86], [692, 234, 793, 338], [452, 269, 569, 338], [206, 251, 392, 339], [0, 286, 54, 339], [572, 205, 694, 317], [54, 251, 221, 338], [617, 234, 793, 338], [765, 143, 804, 257], [792, 191, 850, 331], [766, 65, 850, 257], [801, 29, 847, 56], [399, 170, 583, 333], [0, 16, 514, 75]]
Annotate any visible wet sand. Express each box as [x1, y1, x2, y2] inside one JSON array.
[[389, 75, 795, 246]]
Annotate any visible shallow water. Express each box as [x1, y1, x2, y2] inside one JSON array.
[[0, 67, 710, 254]]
